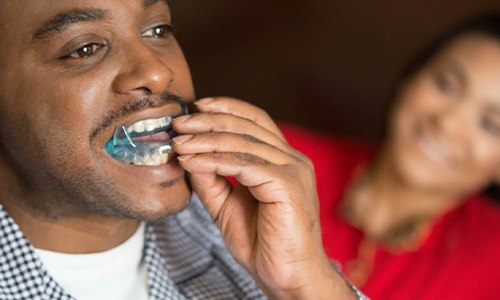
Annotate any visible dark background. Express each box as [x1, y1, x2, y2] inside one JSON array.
[[170, 0, 500, 141]]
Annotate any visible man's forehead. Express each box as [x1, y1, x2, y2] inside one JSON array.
[[2, 0, 167, 7], [1, 0, 169, 21], [0, 0, 170, 39]]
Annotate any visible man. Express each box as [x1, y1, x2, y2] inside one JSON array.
[[0, 0, 365, 299]]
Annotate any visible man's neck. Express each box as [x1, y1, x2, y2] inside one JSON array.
[[1, 198, 140, 254]]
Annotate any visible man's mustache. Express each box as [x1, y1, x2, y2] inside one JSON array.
[[89, 92, 188, 142]]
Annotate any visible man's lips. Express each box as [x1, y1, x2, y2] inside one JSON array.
[[102, 100, 185, 140], [99, 97, 191, 167], [105, 113, 183, 166]]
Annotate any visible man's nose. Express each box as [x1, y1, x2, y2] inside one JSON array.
[[112, 43, 173, 96]]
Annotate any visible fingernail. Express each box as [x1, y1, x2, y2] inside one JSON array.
[[173, 135, 193, 145], [177, 154, 195, 161], [174, 114, 192, 122], [195, 97, 214, 106]]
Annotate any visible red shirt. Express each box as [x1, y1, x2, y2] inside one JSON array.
[[281, 123, 500, 300]]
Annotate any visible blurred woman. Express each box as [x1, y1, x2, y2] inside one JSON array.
[[282, 14, 500, 299]]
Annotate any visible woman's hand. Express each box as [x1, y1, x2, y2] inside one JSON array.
[[172, 97, 356, 299]]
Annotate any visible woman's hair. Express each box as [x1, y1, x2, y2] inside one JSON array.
[[389, 13, 500, 202], [398, 13, 500, 83]]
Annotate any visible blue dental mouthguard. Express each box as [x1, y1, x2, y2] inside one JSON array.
[[105, 100, 189, 166]]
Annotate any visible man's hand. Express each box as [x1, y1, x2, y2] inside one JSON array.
[[172, 97, 357, 299]]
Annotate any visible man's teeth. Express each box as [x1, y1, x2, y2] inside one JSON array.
[[127, 116, 172, 134], [132, 152, 173, 166]]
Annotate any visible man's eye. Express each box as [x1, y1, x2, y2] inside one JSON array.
[[142, 24, 174, 38], [65, 43, 104, 59]]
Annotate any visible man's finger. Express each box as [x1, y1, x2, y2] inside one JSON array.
[[187, 172, 232, 221], [179, 152, 301, 204], [194, 97, 286, 142], [173, 132, 296, 165], [172, 111, 306, 162]]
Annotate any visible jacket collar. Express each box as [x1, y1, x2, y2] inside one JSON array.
[[0, 199, 218, 300]]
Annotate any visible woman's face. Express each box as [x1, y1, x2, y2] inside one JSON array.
[[387, 34, 500, 197]]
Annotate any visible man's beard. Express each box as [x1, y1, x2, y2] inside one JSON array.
[[17, 157, 191, 222], [11, 92, 193, 222]]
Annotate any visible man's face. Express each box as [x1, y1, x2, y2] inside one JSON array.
[[0, 0, 195, 220]]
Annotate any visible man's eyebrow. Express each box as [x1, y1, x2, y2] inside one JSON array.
[[143, 0, 168, 8], [33, 8, 108, 40]]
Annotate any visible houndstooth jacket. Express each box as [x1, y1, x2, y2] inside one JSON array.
[[0, 197, 266, 300], [0, 196, 368, 300]]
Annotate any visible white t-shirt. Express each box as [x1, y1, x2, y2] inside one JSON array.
[[34, 223, 149, 300]]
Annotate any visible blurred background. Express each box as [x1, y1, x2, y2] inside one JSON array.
[[170, 0, 500, 141]]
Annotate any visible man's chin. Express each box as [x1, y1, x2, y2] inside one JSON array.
[[135, 197, 191, 223], [99, 175, 192, 222], [132, 178, 192, 222]]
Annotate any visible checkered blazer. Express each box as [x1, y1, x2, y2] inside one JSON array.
[[0, 197, 368, 300], [0, 197, 266, 299]]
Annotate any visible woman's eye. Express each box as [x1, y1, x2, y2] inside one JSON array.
[[434, 72, 459, 97], [65, 43, 104, 59], [142, 24, 174, 38], [482, 117, 500, 136]]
